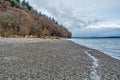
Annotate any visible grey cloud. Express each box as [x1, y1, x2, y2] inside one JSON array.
[[25, 0, 120, 37], [75, 28, 120, 37]]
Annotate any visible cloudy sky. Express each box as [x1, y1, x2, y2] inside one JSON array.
[[26, 0, 120, 37]]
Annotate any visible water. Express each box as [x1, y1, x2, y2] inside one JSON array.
[[70, 38, 120, 60], [86, 50, 100, 80]]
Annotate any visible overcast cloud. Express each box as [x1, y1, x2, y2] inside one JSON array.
[[25, 0, 120, 37]]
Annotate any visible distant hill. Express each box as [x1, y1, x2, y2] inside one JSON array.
[[0, 0, 71, 38]]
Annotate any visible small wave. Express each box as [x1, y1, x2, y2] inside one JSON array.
[[86, 50, 100, 80], [70, 38, 120, 60]]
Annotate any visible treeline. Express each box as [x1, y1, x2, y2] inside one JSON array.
[[0, 0, 71, 38]]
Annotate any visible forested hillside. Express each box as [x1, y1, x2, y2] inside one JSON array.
[[0, 0, 71, 38]]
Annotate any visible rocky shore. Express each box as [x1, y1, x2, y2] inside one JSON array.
[[0, 38, 120, 80]]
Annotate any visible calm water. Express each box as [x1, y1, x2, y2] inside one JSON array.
[[70, 38, 120, 60]]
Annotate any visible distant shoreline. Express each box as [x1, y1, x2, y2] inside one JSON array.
[[72, 36, 120, 39]]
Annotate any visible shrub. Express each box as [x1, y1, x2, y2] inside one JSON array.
[[10, 0, 16, 7]]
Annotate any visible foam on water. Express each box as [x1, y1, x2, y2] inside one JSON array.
[[86, 50, 100, 80]]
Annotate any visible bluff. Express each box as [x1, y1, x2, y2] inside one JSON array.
[[0, 0, 71, 38]]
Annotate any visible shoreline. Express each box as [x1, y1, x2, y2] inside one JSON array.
[[0, 38, 120, 79], [69, 39, 120, 60], [71, 40, 120, 79], [85, 50, 100, 80]]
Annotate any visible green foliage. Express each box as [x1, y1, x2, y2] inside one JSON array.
[[16, 0, 20, 3], [22, 0, 32, 11], [26, 1, 32, 11], [21, 0, 26, 6], [10, 0, 16, 7], [10, 0, 19, 8]]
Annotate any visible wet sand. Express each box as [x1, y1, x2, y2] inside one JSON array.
[[0, 38, 120, 80]]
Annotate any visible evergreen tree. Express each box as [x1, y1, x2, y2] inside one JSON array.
[[10, 0, 16, 7], [22, 0, 26, 6], [26, 1, 32, 11], [22, 0, 32, 11], [16, 0, 20, 3]]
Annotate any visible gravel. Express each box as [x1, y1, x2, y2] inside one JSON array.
[[0, 38, 119, 80]]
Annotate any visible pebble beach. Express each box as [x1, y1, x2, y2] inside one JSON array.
[[0, 38, 120, 80]]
